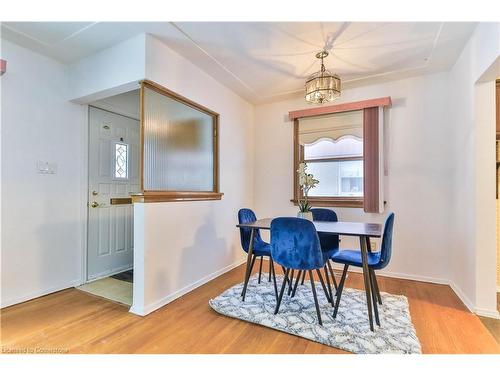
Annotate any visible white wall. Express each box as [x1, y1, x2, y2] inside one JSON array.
[[130, 35, 254, 315], [1, 40, 86, 307], [68, 34, 146, 103], [449, 22, 500, 318], [254, 72, 454, 284]]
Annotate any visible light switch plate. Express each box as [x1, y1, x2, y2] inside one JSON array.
[[36, 161, 57, 174]]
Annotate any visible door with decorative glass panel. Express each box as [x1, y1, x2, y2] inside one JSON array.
[[87, 107, 140, 281]]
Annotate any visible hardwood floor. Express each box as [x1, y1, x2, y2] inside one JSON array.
[[479, 293, 500, 344], [1, 262, 499, 354]]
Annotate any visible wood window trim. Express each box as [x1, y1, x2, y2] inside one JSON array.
[[291, 97, 390, 210], [138, 80, 222, 203], [131, 191, 223, 203], [288, 97, 391, 120]]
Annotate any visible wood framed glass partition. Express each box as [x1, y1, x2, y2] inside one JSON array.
[[132, 80, 222, 203]]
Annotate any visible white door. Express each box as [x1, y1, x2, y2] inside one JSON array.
[[87, 107, 140, 281]]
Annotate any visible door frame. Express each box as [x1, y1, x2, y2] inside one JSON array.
[[81, 104, 140, 285], [80, 105, 90, 285]]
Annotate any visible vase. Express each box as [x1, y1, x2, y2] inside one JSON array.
[[297, 211, 313, 221]]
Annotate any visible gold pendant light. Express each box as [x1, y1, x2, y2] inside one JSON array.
[[305, 51, 341, 104]]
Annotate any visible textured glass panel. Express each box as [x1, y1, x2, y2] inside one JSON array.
[[115, 143, 128, 179], [308, 160, 363, 197], [143, 87, 214, 191]]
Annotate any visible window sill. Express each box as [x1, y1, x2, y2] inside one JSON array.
[[291, 197, 363, 208], [132, 191, 224, 203]]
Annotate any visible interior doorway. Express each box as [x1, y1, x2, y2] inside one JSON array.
[[79, 89, 141, 306]]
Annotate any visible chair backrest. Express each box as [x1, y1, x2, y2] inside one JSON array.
[[238, 208, 263, 253], [310, 208, 339, 251], [270, 217, 324, 270], [378, 212, 395, 269], [310, 208, 338, 222]]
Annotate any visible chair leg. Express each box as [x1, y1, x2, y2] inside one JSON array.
[[291, 270, 302, 297], [258, 256, 263, 284], [268, 258, 272, 282], [369, 268, 380, 326], [333, 264, 349, 318], [270, 259, 278, 300], [370, 269, 382, 305], [288, 269, 295, 295], [315, 268, 332, 303], [327, 260, 338, 292], [274, 268, 290, 315], [241, 254, 257, 296], [323, 265, 334, 307], [300, 270, 306, 285], [309, 270, 322, 326]]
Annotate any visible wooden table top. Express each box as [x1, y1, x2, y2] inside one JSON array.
[[237, 218, 383, 238]]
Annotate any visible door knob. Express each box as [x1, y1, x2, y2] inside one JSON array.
[[90, 201, 99, 208]]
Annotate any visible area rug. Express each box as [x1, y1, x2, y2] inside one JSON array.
[[209, 273, 421, 354]]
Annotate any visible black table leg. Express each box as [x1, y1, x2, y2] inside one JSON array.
[[366, 237, 382, 305], [323, 265, 334, 307], [258, 256, 263, 284], [370, 268, 380, 326], [360, 235, 374, 331], [241, 228, 255, 301], [333, 264, 349, 318]]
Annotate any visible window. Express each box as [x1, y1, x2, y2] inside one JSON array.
[[291, 100, 387, 212], [294, 110, 365, 208], [305, 137, 363, 197], [114, 142, 128, 179], [133, 80, 222, 203]]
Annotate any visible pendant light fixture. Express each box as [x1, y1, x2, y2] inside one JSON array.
[[305, 51, 341, 104]]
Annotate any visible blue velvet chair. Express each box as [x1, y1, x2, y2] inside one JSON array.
[[306, 208, 340, 296], [270, 217, 329, 325], [238, 209, 278, 299], [330, 213, 395, 326]]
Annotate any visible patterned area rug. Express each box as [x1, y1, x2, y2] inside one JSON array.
[[209, 273, 421, 354]]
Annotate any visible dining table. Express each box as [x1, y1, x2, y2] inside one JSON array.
[[236, 218, 383, 331]]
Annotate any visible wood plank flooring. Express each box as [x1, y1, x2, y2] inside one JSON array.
[[1, 261, 499, 354]]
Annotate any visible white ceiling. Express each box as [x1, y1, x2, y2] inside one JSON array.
[[1, 22, 477, 103]]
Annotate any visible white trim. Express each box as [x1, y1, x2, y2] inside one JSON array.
[[0, 279, 82, 309], [129, 257, 247, 316], [475, 308, 500, 319], [80, 105, 90, 285], [331, 264, 449, 285], [448, 281, 475, 313]]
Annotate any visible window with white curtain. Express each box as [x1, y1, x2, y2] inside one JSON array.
[[297, 110, 364, 202]]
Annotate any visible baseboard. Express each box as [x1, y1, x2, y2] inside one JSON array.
[[475, 307, 500, 319], [448, 281, 475, 313], [331, 264, 449, 285], [129, 257, 247, 316], [0, 279, 82, 309]]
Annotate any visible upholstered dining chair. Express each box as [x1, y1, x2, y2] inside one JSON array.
[[303, 208, 340, 296], [270, 217, 329, 325], [330, 212, 395, 326], [238, 208, 278, 298]]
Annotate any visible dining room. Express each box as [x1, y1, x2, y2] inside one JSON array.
[[1, 4, 500, 371]]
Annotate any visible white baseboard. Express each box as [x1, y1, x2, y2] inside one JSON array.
[[129, 257, 247, 316], [475, 307, 500, 319], [0, 279, 82, 309], [331, 264, 449, 285], [448, 281, 475, 313], [332, 265, 500, 319]]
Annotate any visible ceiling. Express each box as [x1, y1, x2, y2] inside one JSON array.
[[1, 22, 477, 103]]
